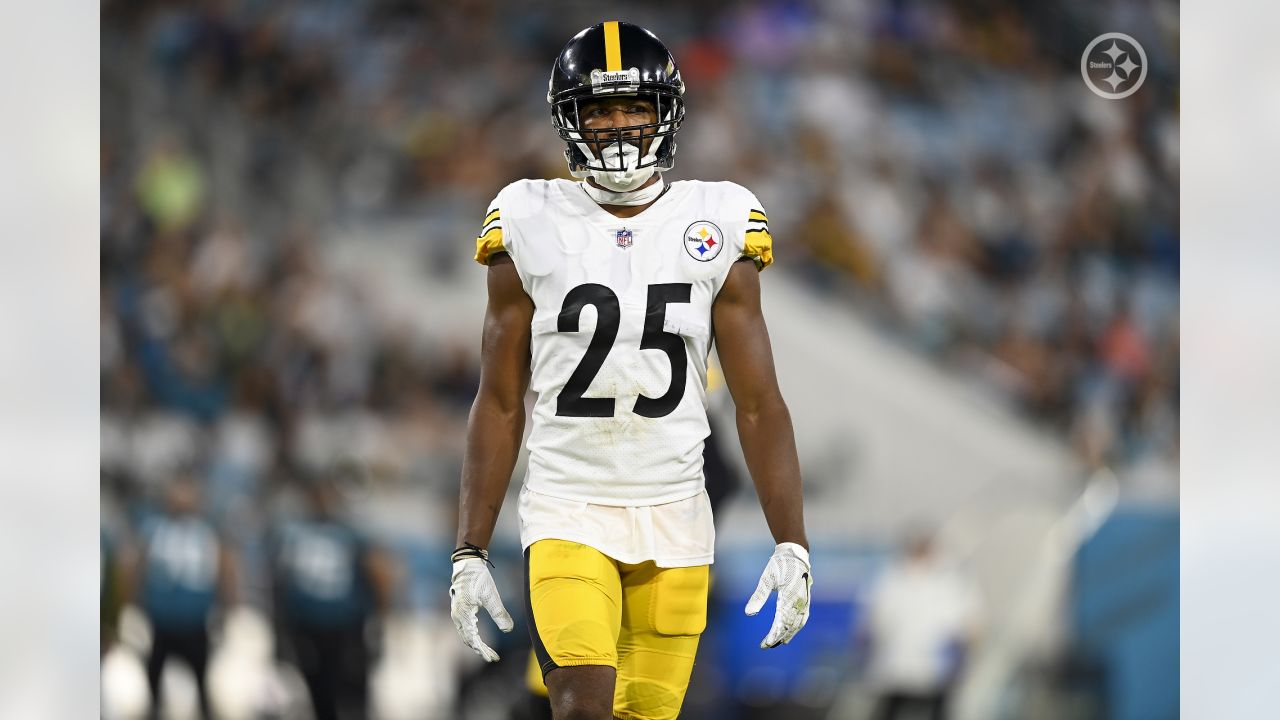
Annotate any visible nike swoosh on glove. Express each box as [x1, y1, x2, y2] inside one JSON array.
[[744, 542, 812, 649], [450, 557, 514, 662]]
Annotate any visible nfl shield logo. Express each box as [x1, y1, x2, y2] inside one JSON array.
[[615, 228, 633, 249]]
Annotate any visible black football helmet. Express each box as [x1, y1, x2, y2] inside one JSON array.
[[547, 21, 686, 174]]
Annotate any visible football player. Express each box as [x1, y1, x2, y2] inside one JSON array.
[[271, 474, 397, 720], [126, 471, 236, 720], [450, 21, 811, 720]]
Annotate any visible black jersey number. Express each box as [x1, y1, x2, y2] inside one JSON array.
[[555, 283, 693, 418], [556, 284, 620, 418]]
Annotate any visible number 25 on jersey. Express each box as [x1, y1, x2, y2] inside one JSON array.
[[556, 282, 692, 419]]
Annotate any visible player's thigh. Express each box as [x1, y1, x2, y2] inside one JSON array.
[[524, 539, 624, 676], [613, 562, 709, 720]]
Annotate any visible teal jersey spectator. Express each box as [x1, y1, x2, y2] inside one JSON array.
[[140, 514, 221, 630], [275, 519, 373, 628]]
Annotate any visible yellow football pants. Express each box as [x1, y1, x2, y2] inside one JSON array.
[[524, 539, 709, 720]]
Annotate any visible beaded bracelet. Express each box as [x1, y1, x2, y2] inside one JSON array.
[[451, 542, 494, 568]]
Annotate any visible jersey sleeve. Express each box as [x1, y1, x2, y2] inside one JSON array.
[[742, 196, 774, 271], [473, 200, 505, 265]]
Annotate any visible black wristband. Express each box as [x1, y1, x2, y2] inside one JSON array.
[[451, 542, 494, 568]]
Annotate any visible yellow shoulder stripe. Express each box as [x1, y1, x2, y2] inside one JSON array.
[[748, 209, 768, 223], [743, 227, 773, 270], [474, 226, 505, 265], [483, 208, 501, 225]]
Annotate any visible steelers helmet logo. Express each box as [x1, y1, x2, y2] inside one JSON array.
[[684, 221, 724, 262]]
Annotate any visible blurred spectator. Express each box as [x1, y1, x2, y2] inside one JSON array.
[[271, 472, 398, 720], [864, 533, 982, 720], [126, 472, 236, 720], [134, 133, 206, 236]]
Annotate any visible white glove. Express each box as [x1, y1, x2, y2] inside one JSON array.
[[744, 542, 812, 649], [450, 557, 514, 662]]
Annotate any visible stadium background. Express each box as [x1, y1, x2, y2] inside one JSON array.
[[99, 0, 1178, 718]]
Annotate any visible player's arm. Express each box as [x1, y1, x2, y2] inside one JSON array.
[[362, 543, 399, 616], [714, 257, 813, 649], [216, 539, 238, 606], [455, 252, 533, 550], [713, 259, 808, 549], [119, 531, 147, 606], [450, 251, 528, 662]]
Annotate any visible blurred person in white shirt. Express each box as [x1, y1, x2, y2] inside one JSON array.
[[864, 532, 982, 720]]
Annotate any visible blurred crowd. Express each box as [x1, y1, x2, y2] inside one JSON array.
[[101, 0, 1178, 716]]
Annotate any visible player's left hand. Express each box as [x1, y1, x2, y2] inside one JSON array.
[[744, 542, 812, 649]]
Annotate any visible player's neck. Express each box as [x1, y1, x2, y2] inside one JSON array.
[[586, 175, 664, 218]]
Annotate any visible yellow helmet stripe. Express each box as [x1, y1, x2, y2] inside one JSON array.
[[603, 21, 623, 72]]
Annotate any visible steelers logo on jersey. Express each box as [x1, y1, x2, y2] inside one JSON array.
[[683, 221, 724, 262]]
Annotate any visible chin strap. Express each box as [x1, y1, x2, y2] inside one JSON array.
[[582, 174, 665, 206]]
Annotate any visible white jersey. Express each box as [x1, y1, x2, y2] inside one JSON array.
[[517, 486, 717, 568], [475, 178, 773, 507]]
